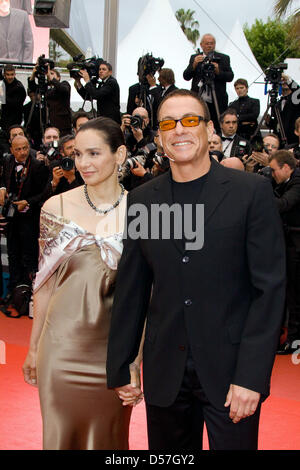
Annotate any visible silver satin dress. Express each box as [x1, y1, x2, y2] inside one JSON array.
[[34, 209, 131, 450]]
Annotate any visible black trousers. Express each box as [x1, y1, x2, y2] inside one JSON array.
[[146, 356, 261, 451], [6, 213, 39, 292]]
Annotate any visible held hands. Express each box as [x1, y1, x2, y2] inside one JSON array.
[[224, 384, 260, 424], [13, 200, 29, 212], [22, 350, 38, 387], [115, 363, 144, 407]]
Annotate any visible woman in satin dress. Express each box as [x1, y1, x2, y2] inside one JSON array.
[[22, 117, 143, 450]]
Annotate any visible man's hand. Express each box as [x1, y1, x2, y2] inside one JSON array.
[[251, 151, 269, 167], [0, 188, 7, 206], [212, 62, 220, 74], [224, 384, 260, 423], [52, 166, 64, 186], [13, 200, 29, 212], [121, 114, 131, 133], [131, 161, 147, 178], [193, 54, 205, 69], [131, 126, 144, 143], [79, 69, 90, 83], [115, 363, 143, 407]]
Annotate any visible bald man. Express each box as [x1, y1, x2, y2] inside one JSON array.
[[183, 33, 234, 132], [0, 135, 48, 307], [221, 157, 245, 171]]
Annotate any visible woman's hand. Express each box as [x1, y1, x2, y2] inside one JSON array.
[[22, 350, 38, 387], [116, 363, 144, 407]]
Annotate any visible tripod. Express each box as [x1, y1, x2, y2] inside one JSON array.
[[251, 82, 287, 147], [25, 75, 49, 147]]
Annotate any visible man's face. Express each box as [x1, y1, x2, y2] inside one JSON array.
[[43, 128, 59, 144], [9, 127, 24, 143], [269, 160, 291, 184], [98, 64, 111, 80], [4, 70, 15, 84], [208, 134, 222, 152], [158, 96, 208, 166], [62, 139, 75, 157], [221, 114, 238, 137], [49, 70, 60, 81], [263, 136, 279, 156], [200, 35, 216, 55], [11, 137, 30, 163], [235, 84, 248, 98], [133, 108, 149, 129], [0, 0, 10, 15], [75, 117, 89, 133]]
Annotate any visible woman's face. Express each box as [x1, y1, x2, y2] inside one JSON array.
[[74, 129, 124, 186]]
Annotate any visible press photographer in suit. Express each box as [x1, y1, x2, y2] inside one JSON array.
[[75, 61, 121, 124], [183, 34, 234, 132], [0, 135, 49, 300]]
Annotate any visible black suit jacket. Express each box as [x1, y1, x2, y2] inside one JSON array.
[[107, 159, 286, 410], [0, 155, 49, 213], [183, 51, 234, 113], [0, 78, 26, 131], [221, 134, 251, 159], [77, 77, 121, 124], [28, 78, 72, 136], [229, 96, 260, 139]]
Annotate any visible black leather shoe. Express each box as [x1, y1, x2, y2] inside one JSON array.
[[276, 340, 298, 355]]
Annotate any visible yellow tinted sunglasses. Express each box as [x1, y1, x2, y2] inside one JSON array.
[[158, 115, 208, 131]]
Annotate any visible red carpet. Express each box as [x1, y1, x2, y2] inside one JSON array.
[[0, 313, 300, 450]]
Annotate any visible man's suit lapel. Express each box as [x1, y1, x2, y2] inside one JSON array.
[[151, 160, 230, 254]]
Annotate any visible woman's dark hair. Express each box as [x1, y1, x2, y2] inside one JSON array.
[[77, 117, 125, 153]]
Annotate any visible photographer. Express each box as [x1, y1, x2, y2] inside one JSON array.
[[0, 135, 48, 306], [269, 151, 300, 354], [290, 117, 300, 160], [74, 61, 121, 124], [244, 134, 281, 173], [229, 78, 260, 141], [72, 110, 90, 134], [0, 64, 26, 132], [36, 126, 60, 163], [183, 34, 234, 132], [275, 75, 300, 146], [28, 62, 72, 136], [219, 108, 251, 159], [208, 133, 224, 162], [42, 134, 83, 201], [120, 107, 157, 190]]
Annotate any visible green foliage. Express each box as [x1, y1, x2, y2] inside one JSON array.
[[175, 8, 200, 47], [244, 17, 300, 71]]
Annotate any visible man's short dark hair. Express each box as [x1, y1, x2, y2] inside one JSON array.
[[159, 68, 175, 85], [234, 78, 248, 88], [58, 134, 75, 152], [269, 150, 297, 170], [157, 89, 210, 122], [101, 61, 112, 72], [8, 124, 26, 138], [72, 110, 90, 128], [263, 133, 280, 146], [4, 64, 15, 73], [219, 108, 238, 124], [52, 69, 61, 80]]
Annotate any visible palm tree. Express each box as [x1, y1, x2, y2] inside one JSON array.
[[175, 8, 200, 47], [274, 0, 300, 39]]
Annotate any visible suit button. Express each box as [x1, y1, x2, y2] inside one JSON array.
[[184, 299, 192, 307], [182, 256, 190, 264], [179, 345, 186, 351]]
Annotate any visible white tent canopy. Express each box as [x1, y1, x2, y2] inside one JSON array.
[[116, 0, 195, 109], [222, 19, 268, 113]]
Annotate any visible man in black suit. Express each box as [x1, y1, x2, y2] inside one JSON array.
[[219, 108, 251, 160], [28, 67, 72, 137], [275, 75, 300, 146], [269, 150, 300, 354], [107, 89, 286, 450], [148, 68, 178, 128], [0, 64, 26, 133], [75, 61, 121, 124], [0, 135, 48, 297], [183, 34, 234, 132], [229, 78, 260, 141]]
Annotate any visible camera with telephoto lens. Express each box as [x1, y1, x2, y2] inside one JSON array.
[[1, 193, 18, 219], [130, 114, 144, 129], [234, 140, 248, 158], [124, 153, 147, 171], [258, 166, 273, 180], [40, 141, 60, 161], [265, 63, 288, 86], [293, 146, 300, 160], [67, 55, 104, 84], [153, 153, 170, 170], [138, 53, 164, 82], [199, 51, 220, 82]]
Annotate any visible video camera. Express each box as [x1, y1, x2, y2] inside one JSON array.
[[138, 53, 164, 83], [67, 55, 104, 84], [36, 54, 55, 77], [265, 63, 288, 86], [198, 51, 220, 83]]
